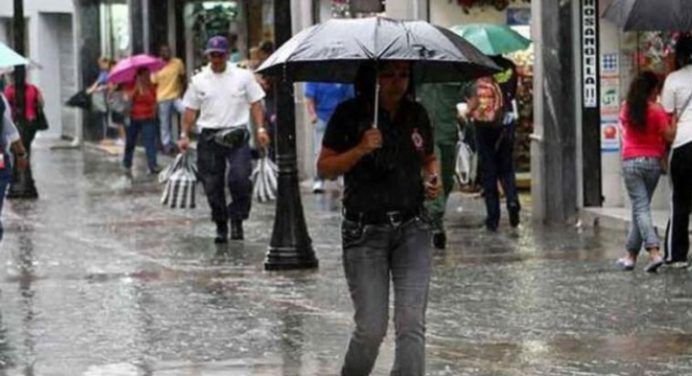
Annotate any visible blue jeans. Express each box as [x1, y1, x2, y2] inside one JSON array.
[[623, 157, 662, 254], [197, 131, 253, 222], [476, 122, 520, 230], [0, 163, 11, 241], [314, 118, 327, 182], [123, 118, 158, 170], [341, 217, 432, 376], [157, 99, 183, 147]]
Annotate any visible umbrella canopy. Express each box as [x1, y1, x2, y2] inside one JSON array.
[[0, 59, 43, 75], [449, 23, 531, 56], [256, 16, 499, 83], [108, 54, 165, 84], [0, 42, 30, 69], [603, 0, 692, 31]]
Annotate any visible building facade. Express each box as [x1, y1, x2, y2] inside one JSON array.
[[0, 0, 79, 141], [70, 0, 651, 223]]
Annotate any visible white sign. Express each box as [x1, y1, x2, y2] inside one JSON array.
[[582, 0, 598, 108]]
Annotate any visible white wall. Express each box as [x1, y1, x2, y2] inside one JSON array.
[[386, 0, 428, 20], [0, 0, 73, 16], [599, 19, 625, 208], [0, 1, 77, 139]]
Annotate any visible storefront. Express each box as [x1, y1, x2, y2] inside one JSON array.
[[429, 1, 534, 179], [598, 3, 678, 212]]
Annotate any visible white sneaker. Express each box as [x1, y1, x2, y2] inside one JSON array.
[[668, 261, 689, 269], [312, 180, 325, 194]]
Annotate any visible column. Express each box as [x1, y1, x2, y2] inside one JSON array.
[[530, 0, 579, 223]]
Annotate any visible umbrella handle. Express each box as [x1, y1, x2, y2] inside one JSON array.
[[373, 82, 380, 129]]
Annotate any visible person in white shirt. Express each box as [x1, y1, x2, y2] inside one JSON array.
[[178, 36, 269, 243], [661, 35, 692, 268], [0, 93, 28, 241]]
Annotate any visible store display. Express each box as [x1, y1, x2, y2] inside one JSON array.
[[454, 0, 530, 13]]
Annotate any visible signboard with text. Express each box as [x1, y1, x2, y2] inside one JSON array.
[[582, 0, 599, 108], [581, 0, 602, 207]]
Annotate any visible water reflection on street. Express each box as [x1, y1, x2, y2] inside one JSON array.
[[0, 142, 690, 375]]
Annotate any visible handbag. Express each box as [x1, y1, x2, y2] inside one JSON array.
[[107, 90, 131, 116], [66, 90, 91, 109], [213, 127, 249, 149], [34, 96, 49, 131]]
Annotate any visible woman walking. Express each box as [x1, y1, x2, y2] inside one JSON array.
[[616, 71, 675, 272], [123, 68, 160, 174]]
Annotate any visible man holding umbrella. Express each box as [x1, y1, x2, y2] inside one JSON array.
[[178, 36, 269, 244]]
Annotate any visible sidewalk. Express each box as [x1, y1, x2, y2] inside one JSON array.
[[581, 206, 674, 234]]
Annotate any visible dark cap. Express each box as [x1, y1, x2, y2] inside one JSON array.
[[205, 36, 229, 55]]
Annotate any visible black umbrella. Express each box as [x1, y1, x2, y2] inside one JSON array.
[[257, 16, 498, 83], [603, 0, 692, 31], [257, 16, 499, 127]]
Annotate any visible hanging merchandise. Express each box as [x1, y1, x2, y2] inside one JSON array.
[[454, 0, 530, 14]]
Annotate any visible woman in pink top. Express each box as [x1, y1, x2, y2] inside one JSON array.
[[616, 71, 676, 272]]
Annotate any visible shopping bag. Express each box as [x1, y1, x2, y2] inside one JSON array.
[[158, 152, 185, 184], [454, 136, 474, 186], [251, 151, 278, 203], [107, 90, 131, 116], [90, 91, 108, 113], [160, 152, 198, 209]]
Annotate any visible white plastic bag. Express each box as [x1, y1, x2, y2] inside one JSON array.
[[454, 134, 475, 186], [251, 152, 278, 203], [160, 152, 198, 209]]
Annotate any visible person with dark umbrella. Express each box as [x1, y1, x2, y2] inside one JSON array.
[[178, 36, 269, 243], [318, 62, 441, 376]]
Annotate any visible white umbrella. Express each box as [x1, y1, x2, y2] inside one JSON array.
[[0, 42, 30, 69]]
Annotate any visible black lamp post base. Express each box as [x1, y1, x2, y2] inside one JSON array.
[[265, 248, 319, 271]]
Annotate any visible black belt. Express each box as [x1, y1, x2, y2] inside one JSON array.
[[343, 208, 418, 226]]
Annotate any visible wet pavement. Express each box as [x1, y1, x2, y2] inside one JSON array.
[[1, 139, 692, 375]]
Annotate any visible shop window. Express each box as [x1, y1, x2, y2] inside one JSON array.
[[184, 1, 240, 72], [507, 25, 533, 174], [100, 0, 129, 61]]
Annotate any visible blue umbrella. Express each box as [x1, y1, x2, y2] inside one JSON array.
[[0, 42, 29, 69]]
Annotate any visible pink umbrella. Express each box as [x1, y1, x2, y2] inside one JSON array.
[[107, 54, 165, 84]]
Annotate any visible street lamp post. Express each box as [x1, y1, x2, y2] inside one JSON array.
[[264, 0, 318, 271]]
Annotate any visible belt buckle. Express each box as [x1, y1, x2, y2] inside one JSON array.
[[386, 211, 403, 227]]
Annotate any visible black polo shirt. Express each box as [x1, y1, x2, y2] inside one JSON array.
[[323, 97, 434, 214]]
